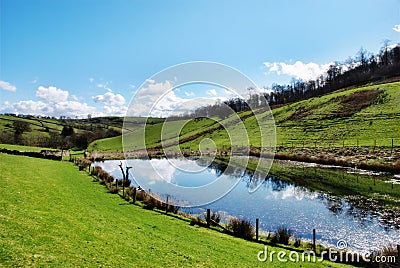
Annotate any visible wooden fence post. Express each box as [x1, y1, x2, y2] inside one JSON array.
[[206, 209, 211, 228], [313, 229, 316, 253], [165, 196, 169, 213], [132, 187, 137, 204], [256, 218, 259, 241], [392, 138, 394, 154], [116, 179, 118, 188]]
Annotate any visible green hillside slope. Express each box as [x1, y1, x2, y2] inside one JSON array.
[[89, 81, 400, 152]]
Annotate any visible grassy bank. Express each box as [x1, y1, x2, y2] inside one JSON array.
[[0, 154, 350, 267]]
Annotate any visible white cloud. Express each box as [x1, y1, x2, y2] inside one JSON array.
[[89, 77, 94, 83], [92, 92, 126, 106], [206, 89, 217, 96], [2, 82, 133, 117], [0, 80, 16, 92], [127, 80, 184, 117], [92, 92, 127, 116], [127, 80, 226, 117], [36, 86, 69, 103], [263, 61, 332, 81], [4, 99, 96, 118], [54, 101, 96, 117], [136, 80, 173, 99], [184, 91, 195, 97], [103, 105, 128, 116], [393, 24, 400, 32], [2, 84, 101, 118], [9, 100, 51, 115]]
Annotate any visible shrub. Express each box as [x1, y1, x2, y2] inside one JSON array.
[[372, 244, 398, 260], [165, 203, 180, 213], [143, 195, 161, 210], [210, 212, 221, 225], [190, 217, 207, 227], [275, 226, 293, 245], [293, 237, 301, 248], [135, 190, 147, 202], [226, 217, 255, 240], [91, 166, 103, 179], [122, 178, 131, 187], [107, 185, 119, 194]]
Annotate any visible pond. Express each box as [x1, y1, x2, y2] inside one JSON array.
[[93, 157, 400, 253]]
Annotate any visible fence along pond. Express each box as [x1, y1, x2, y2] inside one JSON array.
[[93, 157, 400, 253]]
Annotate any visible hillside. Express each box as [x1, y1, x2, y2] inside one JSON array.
[[89, 81, 400, 153]]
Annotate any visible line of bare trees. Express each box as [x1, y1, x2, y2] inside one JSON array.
[[171, 43, 400, 120]]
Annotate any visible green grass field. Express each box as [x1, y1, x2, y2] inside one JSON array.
[[0, 154, 351, 267], [89, 81, 400, 152], [0, 143, 57, 152]]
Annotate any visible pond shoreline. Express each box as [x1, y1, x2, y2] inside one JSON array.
[[94, 157, 400, 254], [87, 146, 400, 174]]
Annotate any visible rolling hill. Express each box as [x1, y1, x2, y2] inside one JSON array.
[[88, 81, 400, 153]]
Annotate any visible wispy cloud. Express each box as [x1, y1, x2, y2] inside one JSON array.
[[0, 80, 16, 92], [263, 60, 332, 81], [393, 24, 400, 32], [30, 77, 38, 84], [206, 89, 217, 96], [96, 81, 113, 92], [184, 91, 195, 97]]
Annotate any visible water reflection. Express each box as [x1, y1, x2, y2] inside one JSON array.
[[93, 158, 400, 253]]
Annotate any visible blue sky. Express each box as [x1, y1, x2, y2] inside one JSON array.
[[1, 0, 399, 117]]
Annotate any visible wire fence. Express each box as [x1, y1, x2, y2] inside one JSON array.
[[276, 137, 400, 149]]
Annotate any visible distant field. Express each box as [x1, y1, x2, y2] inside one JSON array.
[[0, 154, 348, 267], [0, 143, 56, 152], [89, 81, 400, 152]]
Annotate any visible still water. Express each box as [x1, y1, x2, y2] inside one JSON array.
[[93, 158, 400, 253]]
